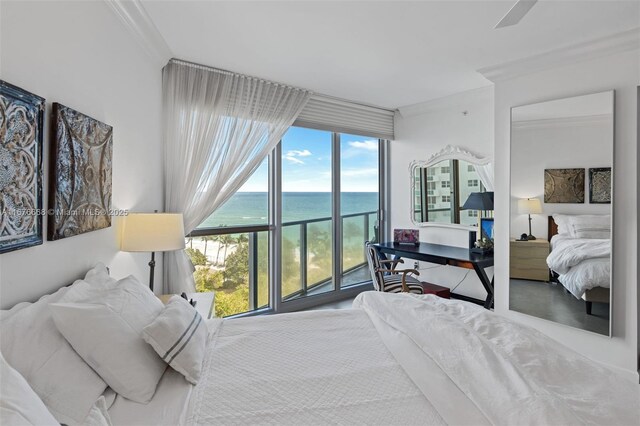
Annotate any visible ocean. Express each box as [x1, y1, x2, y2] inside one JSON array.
[[199, 192, 378, 228]]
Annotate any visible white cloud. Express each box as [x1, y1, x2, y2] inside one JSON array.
[[283, 149, 312, 165], [348, 140, 378, 151], [284, 155, 305, 164], [287, 149, 312, 157]]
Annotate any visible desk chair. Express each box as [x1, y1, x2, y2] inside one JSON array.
[[365, 242, 424, 294]]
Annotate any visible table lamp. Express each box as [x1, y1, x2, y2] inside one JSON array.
[[461, 192, 494, 226], [121, 212, 185, 292], [517, 198, 542, 240]]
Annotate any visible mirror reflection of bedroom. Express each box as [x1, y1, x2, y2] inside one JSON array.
[[509, 91, 613, 336]]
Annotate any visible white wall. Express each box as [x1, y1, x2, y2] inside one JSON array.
[[494, 49, 639, 375], [0, 1, 164, 308], [391, 86, 494, 300], [510, 116, 613, 240]]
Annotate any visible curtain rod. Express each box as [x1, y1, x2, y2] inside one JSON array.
[[168, 58, 311, 92], [167, 58, 396, 113]]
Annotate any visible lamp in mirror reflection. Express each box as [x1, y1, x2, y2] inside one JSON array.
[[121, 212, 186, 292], [461, 191, 494, 227], [517, 198, 542, 241]]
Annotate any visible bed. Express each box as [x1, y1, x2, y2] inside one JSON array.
[[546, 215, 611, 314], [1, 265, 637, 426]]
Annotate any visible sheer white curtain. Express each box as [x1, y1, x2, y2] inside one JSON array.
[[162, 60, 311, 293], [476, 163, 494, 192]]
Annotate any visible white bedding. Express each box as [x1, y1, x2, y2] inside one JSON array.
[[547, 235, 610, 298], [185, 308, 446, 425], [355, 293, 638, 425], [110, 292, 639, 426]]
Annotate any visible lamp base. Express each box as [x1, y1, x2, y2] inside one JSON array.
[[148, 251, 156, 292], [526, 235, 537, 241]]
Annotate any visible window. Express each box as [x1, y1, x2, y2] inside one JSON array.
[[413, 159, 486, 226], [188, 159, 270, 317], [193, 127, 385, 317], [468, 210, 478, 217]]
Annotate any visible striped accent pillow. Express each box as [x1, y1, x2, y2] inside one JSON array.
[[142, 296, 208, 384], [568, 215, 611, 239]]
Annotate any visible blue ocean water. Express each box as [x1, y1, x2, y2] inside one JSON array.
[[199, 192, 378, 228]]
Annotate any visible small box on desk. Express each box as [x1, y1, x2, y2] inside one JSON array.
[[421, 282, 450, 299]]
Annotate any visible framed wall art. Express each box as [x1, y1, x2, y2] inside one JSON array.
[[48, 103, 113, 240], [589, 167, 611, 204], [0, 80, 45, 254], [544, 168, 585, 203]]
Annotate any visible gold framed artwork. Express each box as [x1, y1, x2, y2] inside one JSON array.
[[544, 168, 585, 203], [589, 167, 611, 204], [0, 81, 45, 254], [48, 103, 113, 240]]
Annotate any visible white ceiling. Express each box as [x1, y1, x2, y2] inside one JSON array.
[[141, 0, 639, 109]]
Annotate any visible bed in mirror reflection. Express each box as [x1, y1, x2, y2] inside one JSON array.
[[509, 90, 614, 336]]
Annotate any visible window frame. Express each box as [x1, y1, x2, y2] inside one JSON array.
[[192, 129, 388, 317]]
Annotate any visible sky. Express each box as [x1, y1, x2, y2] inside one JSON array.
[[238, 126, 379, 192]]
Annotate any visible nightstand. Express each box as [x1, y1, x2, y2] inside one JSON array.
[[510, 240, 550, 281], [158, 292, 215, 319]]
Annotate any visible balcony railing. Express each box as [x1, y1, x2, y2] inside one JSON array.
[[188, 210, 377, 317]]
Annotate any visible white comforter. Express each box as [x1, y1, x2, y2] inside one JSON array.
[[176, 292, 638, 426], [185, 308, 446, 425], [547, 235, 610, 298]]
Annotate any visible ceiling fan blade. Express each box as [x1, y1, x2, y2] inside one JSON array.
[[495, 0, 538, 29]]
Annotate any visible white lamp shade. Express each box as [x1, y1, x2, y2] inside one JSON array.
[[517, 198, 542, 215], [121, 213, 186, 252]]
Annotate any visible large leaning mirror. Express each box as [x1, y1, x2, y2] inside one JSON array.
[[411, 145, 493, 227], [509, 91, 614, 336]]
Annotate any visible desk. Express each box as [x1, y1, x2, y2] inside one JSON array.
[[375, 242, 494, 309]]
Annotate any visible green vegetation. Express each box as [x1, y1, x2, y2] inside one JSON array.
[[185, 248, 207, 266]]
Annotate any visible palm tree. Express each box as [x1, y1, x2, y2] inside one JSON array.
[[220, 234, 237, 267], [213, 235, 223, 265]]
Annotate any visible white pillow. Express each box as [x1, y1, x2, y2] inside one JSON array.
[[0, 352, 58, 425], [0, 285, 108, 425], [84, 262, 117, 288], [569, 215, 611, 239], [142, 296, 208, 384], [552, 214, 572, 236], [50, 275, 167, 403]]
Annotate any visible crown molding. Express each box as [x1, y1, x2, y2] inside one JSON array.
[[104, 0, 172, 67], [477, 27, 640, 83], [512, 114, 612, 130]]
